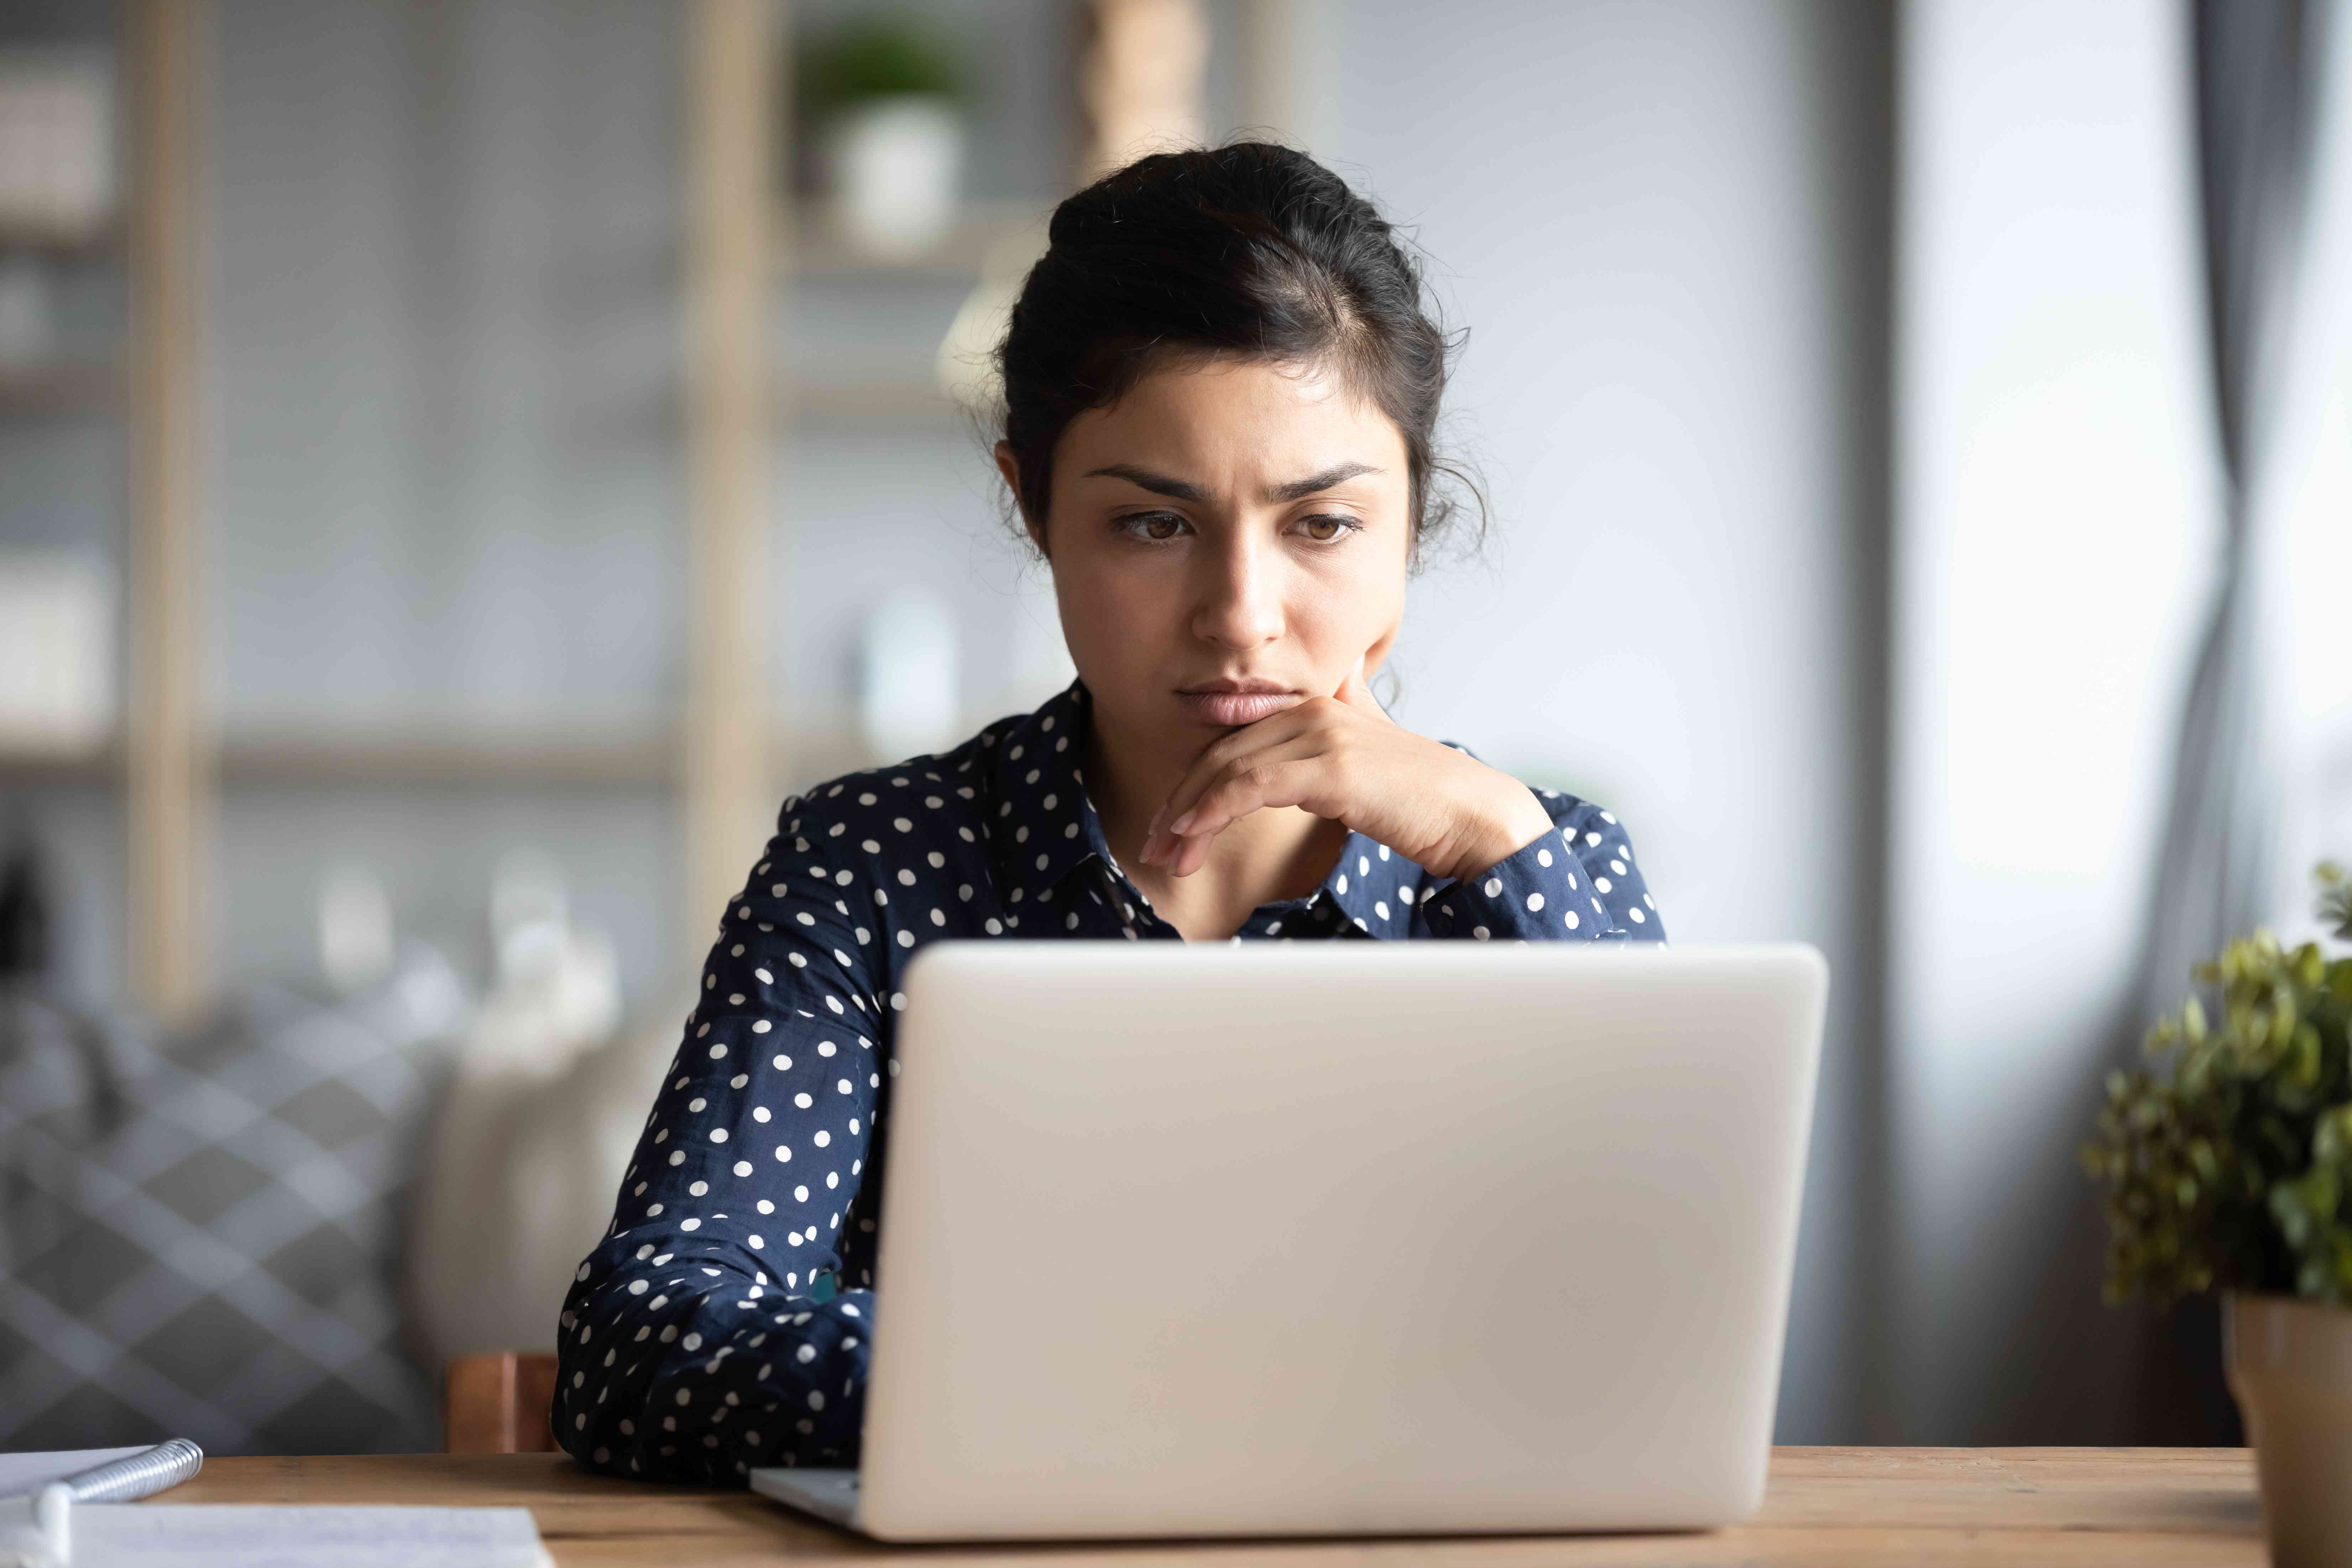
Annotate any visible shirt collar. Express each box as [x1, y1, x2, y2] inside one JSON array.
[[983, 680, 1430, 934], [984, 680, 1114, 908]]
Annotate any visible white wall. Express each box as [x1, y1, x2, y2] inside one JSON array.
[[1890, 0, 2220, 1441], [1318, 0, 1892, 1441]]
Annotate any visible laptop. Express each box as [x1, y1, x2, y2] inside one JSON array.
[[752, 940, 1826, 1541]]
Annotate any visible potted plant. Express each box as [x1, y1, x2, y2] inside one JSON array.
[[799, 15, 969, 262], [2084, 863, 2352, 1568]]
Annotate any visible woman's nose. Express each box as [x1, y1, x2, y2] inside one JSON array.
[[1190, 534, 1284, 652]]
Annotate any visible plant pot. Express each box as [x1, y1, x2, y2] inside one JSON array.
[[823, 95, 965, 261], [2225, 1291, 2352, 1568]]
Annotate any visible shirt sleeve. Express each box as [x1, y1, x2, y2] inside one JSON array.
[[553, 793, 892, 1482], [1414, 788, 1665, 942]]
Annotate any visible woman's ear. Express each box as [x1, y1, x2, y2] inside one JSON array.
[[993, 441, 1047, 558]]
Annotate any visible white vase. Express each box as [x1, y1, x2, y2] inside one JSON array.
[[825, 96, 965, 262], [2225, 1291, 2352, 1568]]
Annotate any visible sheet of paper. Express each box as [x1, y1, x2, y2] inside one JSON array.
[[70, 1505, 553, 1568], [0, 1451, 149, 1502]]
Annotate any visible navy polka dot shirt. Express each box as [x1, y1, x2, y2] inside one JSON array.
[[554, 681, 1664, 1481]]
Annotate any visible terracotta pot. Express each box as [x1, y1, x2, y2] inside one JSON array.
[[2225, 1291, 2352, 1568]]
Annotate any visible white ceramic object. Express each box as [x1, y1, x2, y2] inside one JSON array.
[[858, 583, 960, 762], [2226, 1291, 2352, 1568], [0, 552, 114, 752], [826, 96, 965, 261]]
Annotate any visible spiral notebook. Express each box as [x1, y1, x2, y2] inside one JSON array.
[[0, 1448, 552, 1567]]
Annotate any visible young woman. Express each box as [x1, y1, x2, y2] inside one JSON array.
[[554, 144, 1663, 1481]]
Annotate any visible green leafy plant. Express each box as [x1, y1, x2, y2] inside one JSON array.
[[2083, 863, 2352, 1306], [800, 15, 967, 116]]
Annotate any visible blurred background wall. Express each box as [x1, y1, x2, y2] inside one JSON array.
[[3, 0, 2347, 1455]]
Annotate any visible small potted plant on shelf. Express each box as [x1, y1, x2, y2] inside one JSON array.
[[800, 14, 969, 262], [2084, 863, 2352, 1568]]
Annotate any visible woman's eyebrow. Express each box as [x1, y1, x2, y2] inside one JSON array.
[[1081, 464, 1207, 502], [1263, 461, 1381, 502]]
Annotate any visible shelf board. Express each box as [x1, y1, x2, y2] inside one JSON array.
[[788, 378, 969, 423], [783, 204, 1045, 281], [0, 359, 118, 417], [4, 725, 994, 819], [0, 739, 114, 783], [0, 722, 889, 791], [220, 727, 677, 787], [0, 215, 121, 259]]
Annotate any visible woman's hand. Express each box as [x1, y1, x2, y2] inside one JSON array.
[[1136, 663, 1557, 883]]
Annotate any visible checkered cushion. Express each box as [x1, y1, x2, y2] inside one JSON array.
[[0, 950, 466, 1455]]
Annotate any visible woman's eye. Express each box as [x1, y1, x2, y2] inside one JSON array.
[[1295, 514, 1361, 543], [1120, 513, 1187, 542]]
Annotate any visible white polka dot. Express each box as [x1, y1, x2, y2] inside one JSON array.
[[775, 1145, 791, 1161], [1537, 847, 1553, 867], [733, 1160, 753, 1176], [1596, 877, 1613, 893], [1566, 910, 1580, 930], [1473, 926, 1491, 941], [1526, 893, 1544, 912], [709, 1129, 728, 1143], [1629, 907, 1646, 923], [1483, 877, 1502, 897]]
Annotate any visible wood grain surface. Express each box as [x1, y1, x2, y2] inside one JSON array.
[[156, 1448, 2265, 1566]]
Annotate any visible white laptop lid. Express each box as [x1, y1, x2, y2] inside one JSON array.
[[848, 942, 1825, 1542]]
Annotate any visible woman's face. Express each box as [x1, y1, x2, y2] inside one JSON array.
[[1008, 355, 1411, 766]]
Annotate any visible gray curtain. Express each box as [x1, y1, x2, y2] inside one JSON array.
[[2128, 0, 2329, 1443]]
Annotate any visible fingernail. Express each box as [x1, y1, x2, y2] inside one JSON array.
[[1170, 810, 1195, 834]]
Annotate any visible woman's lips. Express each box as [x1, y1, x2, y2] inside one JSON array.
[[1174, 688, 1303, 726]]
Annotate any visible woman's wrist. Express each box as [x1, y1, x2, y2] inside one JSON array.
[[1428, 778, 1554, 883]]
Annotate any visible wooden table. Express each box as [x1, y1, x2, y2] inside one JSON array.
[[167, 1448, 2264, 1566]]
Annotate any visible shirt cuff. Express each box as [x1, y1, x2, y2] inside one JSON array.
[[1422, 826, 1625, 941]]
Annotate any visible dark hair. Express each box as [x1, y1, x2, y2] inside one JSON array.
[[995, 142, 1480, 560]]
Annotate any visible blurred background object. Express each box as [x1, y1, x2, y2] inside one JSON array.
[[0, 46, 115, 238], [803, 12, 971, 261], [2, 0, 2349, 1465], [0, 553, 114, 755]]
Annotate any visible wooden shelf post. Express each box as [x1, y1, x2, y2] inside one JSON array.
[[124, 0, 210, 1023], [682, 0, 779, 944]]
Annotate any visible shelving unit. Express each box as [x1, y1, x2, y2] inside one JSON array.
[[3, 0, 1287, 1016]]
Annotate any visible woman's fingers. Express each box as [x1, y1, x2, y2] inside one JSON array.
[[1144, 730, 1323, 868], [1159, 704, 1319, 838], [1167, 754, 1325, 876]]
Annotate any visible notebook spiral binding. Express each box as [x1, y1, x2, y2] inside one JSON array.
[[65, 1439, 204, 1503]]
